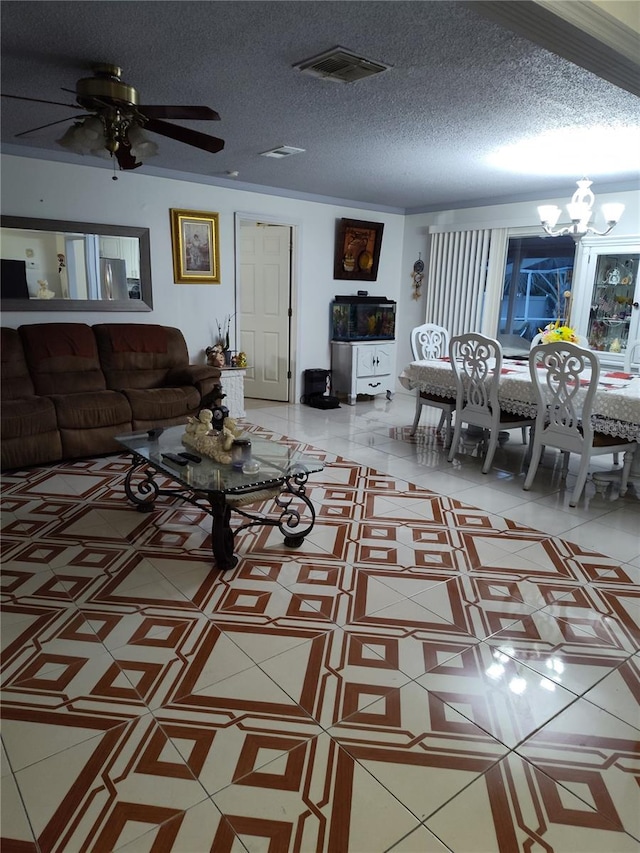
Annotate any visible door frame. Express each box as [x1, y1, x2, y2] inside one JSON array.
[[234, 212, 300, 403]]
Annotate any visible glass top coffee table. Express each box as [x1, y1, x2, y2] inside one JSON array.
[[116, 425, 325, 570]]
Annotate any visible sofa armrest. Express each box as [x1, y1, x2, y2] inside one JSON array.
[[166, 364, 221, 399]]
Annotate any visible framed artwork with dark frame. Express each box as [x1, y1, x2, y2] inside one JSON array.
[[170, 209, 220, 284], [333, 218, 384, 281]]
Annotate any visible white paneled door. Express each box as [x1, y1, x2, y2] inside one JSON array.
[[239, 220, 292, 402]]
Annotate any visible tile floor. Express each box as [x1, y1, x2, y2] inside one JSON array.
[[1, 392, 638, 852]]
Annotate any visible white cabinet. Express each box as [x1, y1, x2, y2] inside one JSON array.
[[219, 368, 246, 419], [572, 237, 640, 368], [331, 341, 396, 405]]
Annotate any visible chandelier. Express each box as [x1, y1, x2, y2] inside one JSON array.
[[537, 178, 624, 241]]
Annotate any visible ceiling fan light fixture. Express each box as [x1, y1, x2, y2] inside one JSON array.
[[128, 124, 158, 160], [56, 117, 109, 158]]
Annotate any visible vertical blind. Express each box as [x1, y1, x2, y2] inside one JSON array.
[[425, 229, 492, 336]]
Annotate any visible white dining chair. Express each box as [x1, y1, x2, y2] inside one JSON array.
[[523, 343, 637, 506], [624, 339, 640, 374], [530, 332, 589, 348], [447, 333, 536, 474], [409, 323, 455, 445]]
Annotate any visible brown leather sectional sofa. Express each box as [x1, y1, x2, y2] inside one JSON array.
[[1, 322, 221, 470]]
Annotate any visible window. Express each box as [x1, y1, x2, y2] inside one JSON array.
[[498, 235, 576, 352]]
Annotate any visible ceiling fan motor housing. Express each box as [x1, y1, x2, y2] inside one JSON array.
[[76, 64, 139, 111]]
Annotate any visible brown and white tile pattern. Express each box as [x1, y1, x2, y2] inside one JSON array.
[[1, 418, 638, 851]]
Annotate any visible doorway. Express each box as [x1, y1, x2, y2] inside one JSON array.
[[235, 216, 295, 402]]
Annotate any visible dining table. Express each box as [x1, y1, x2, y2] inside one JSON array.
[[399, 355, 640, 493]]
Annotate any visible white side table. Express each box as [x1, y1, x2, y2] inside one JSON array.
[[219, 367, 247, 418]]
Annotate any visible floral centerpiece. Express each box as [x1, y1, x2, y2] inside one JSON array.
[[540, 321, 578, 344]]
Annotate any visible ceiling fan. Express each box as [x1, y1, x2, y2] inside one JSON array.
[[2, 64, 225, 170]]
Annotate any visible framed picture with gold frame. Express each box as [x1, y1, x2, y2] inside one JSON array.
[[333, 218, 384, 281], [170, 209, 220, 284]]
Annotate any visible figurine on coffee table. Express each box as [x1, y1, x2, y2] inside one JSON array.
[[183, 407, 243, 464], [185, 408, 213, 436]]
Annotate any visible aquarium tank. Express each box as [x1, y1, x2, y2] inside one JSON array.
[[331, 295, 396, 341]]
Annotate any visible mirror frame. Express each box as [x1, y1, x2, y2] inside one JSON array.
[[0, 216, 153, 312]]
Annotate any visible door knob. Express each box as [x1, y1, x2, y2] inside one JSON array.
[[632, 302, 639, 309]]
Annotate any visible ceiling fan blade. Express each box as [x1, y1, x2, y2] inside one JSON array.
[[144, 118, 225, 153], [115, 144, 142, 171], [15, 116, 85, 137], [139, 105, 220, 121], [2, 92, 76, 109]]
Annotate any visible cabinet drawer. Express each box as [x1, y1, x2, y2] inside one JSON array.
[[356, 376, 388, 395]]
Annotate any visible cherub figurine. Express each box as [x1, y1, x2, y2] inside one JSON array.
[[185, 408, 213, 436], [183, 413, 243, 464]]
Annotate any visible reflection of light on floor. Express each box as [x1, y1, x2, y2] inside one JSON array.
[[508, 676, 528, 695], [485, 663, 504, 680], [487, 647, 563, 695]]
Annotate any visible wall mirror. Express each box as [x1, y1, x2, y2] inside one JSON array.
[[0, 216, 153, 312]]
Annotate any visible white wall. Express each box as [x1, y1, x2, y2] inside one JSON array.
[[1, 154, 405, 401], [399, 189, 640, 377], [3, 154, 637, 402]]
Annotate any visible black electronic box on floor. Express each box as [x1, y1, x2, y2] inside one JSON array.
[[302, 368, 340, 409]]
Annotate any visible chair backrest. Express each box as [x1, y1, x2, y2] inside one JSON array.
[[529, 342, 599, 449], [449, 333, 501, 429], [410, 323, 450, 361], [624, 339, 640, 374], [530, 331, 589, 348]]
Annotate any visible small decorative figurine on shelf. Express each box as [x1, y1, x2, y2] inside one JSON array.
[[36, 279, 55, 299], [235, 351, 247, 368], [205, 344, 226, 369]]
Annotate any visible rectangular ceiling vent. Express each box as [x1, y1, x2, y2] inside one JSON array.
[[261, 146, 306, 159], [294, 47, 391, 83]]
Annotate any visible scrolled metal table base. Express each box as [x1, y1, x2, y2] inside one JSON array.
[[123, 454, 316, 571]]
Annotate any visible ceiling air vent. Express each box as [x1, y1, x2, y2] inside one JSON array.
[[294, 47, 391, 83], [260, 146, 306, 159]]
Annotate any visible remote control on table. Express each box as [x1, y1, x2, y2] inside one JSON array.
[[179, 452, 202, 463], [161, 452, 188, 467]]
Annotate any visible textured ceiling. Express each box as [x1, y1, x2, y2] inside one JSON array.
[[1, 0, 639, 212]]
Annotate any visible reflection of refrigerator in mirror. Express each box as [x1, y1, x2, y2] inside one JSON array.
[[65, 235, 89, 298], [100, 258, 128, 300]]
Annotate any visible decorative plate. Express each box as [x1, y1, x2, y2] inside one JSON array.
[[358, 250, 373, 271]]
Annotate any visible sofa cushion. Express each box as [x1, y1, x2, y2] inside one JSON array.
[[1, 327, 35, 400], [20, 323, 106, 395], [94, 324, 189, 390], [123, 386, 200, 422], [51, 390, 132, 430], [59, 424, 133, 460], [1, 396, 58, 439], [1, 432, 63, 470]]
